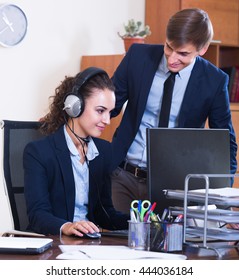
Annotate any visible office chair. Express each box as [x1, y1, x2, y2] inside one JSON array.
[[1, 120, 43, 231]]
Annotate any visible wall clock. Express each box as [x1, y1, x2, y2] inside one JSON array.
[[0, 3, 28, 47]]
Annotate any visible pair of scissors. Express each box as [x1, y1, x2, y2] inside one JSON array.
[[131, 200, 151, 222]]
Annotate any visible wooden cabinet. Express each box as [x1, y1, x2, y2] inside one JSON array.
[[145, 0, 239, 46], [181, 0, 239, 46], [145, 0, 239, 187], [145, 0, 239, 67], [203, 43, 239, 68]]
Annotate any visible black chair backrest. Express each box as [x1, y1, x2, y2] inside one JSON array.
[[1, 120, 43, 231]]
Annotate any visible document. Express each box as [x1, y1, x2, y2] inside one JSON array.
[[0, 229, 44, 237], [186, 227, 239, 241], [190, 187, 239, 197], [57, 245, 187, 260], [164, 188, 239, 207], [171, 207, 239, 223]]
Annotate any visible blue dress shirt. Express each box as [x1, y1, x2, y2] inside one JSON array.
[[126, 55, 195, 168]]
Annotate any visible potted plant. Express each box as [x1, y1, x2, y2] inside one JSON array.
[[118, 19, 151, 52]]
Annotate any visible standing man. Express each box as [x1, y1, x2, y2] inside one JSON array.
[[110, 8, 237, 214]]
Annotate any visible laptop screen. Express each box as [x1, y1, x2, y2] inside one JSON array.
[[146, 128, 231, 215]]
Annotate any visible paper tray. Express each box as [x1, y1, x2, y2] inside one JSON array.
[[186, 227, 239, 241], [164, 189, 239, 207], [170, 207, 239, 224]]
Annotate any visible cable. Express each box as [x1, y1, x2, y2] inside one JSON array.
[[85, 155, 117, 230], [64, 117, 89, 161], [68, 117, 90, 144], [64, 116, 116, 229]]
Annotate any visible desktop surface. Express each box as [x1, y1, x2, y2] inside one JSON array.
[[0, 235, 238, 260]]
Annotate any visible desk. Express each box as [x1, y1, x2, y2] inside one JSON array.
[[0, 235, 238, 260]]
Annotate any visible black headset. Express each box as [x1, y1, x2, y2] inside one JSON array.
[[63, 67, 108, 118]]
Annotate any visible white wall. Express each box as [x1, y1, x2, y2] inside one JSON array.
[[0, 0, 145, 232]]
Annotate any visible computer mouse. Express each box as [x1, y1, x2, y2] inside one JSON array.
[[83, 232, 101, 239]]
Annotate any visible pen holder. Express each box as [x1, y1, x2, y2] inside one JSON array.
[[150, 221, 183, 252], [128, 221, 151, 251]]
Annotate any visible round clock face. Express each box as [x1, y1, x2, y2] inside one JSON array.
[[0, 4, 28, 47]]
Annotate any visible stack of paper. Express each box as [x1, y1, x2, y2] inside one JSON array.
[[57, 245, 187, 260]]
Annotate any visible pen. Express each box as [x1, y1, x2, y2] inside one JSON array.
[[164, 208, 173, 222], [161, 208, 168, 221], [143, 202, 157, 222], [130, 208, 137, 222], [151, 212, 163, 249], [137, 200, 142, 214], [156, 214, 161, 222], [78, 250, 91, 259], [174, 214, 183, 222], [150, 212, 161, 228]]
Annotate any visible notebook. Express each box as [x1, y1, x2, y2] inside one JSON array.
[[0, 237, 53, 254], [146, 128, 231, 215]]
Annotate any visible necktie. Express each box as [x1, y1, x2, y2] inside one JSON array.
[[158, 72, 178, 127]]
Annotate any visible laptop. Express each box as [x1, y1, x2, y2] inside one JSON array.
[[146, 128, 231, 215], [0, 237, 53, 254]]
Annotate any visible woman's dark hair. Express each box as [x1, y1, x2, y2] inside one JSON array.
[[40, 71, 115, 135], [166, 8, 213, 51]]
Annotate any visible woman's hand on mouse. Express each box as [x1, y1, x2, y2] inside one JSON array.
[[61, 220, 100, 236]]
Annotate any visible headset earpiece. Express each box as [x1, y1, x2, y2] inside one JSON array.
[[63, 94, 83, 118], [63, 67, 108, 118]]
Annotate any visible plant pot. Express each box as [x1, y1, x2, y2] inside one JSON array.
[[123, 37, 145, 52]]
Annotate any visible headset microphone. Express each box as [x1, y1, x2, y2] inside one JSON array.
[[76, 135, 90, 144]]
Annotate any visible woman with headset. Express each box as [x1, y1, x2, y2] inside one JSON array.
[[24, 67, 129, 236]]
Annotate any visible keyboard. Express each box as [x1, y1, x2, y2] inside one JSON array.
[[101, 229, 128, 238]]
